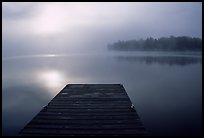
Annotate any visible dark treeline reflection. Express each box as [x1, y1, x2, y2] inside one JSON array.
[[115, 56, 202, 66]]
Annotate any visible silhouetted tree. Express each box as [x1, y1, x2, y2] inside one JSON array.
[[107, 36, 202, 51]]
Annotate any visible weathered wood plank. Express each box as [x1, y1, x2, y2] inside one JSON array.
[[45, 106, 132, 109], [21, 128, 147, 136], [47, 103, 132, 107], [33, 115, 139, 120], [29, 119, 142, 125], [26, 124, 145, 129], [38, 112, 139, 116], [52, 98, 130, 101], [49, 101, 132, 105], [42, 108, 136, 113]]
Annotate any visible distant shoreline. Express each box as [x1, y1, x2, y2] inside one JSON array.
[[107, 36, 202, 52]]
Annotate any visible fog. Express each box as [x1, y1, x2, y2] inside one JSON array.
[[2, 2, 202, 136], [2, 2, 202, 57], [2, 54, 202, 136]]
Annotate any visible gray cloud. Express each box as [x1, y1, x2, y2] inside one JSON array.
[[2, 2, 38, 20], [2, 2, 202, 57]]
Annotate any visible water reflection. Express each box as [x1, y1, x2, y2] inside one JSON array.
[[2, 54, 202, 136], [2, 84, 52, 135], [36, 70, 67, 95], [2, 54, 59, 60], [115, 55, 202, 66]]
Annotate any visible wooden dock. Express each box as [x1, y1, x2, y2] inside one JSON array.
[[19, 84, 147, 136]]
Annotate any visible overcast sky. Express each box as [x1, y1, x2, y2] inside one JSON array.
[[2, 2, 202, 56]]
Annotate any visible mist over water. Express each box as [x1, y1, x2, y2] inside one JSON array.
[[2, 2, 202, 136], [2, 2, 202, 57], [2, 53, 202, 136]]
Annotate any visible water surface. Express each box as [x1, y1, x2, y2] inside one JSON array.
[[2, 52, 202, 136]]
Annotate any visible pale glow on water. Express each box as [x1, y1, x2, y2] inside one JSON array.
[[37, 70, 66, 95], [2, 54, 59, 60]]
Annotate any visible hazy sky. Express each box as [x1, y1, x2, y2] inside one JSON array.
[[2, 2, 202, 56]]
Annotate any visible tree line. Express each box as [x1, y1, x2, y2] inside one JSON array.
[[107, 36, 202, 51]]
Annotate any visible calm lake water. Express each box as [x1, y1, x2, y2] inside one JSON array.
[[2, 52, 202, 136]]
